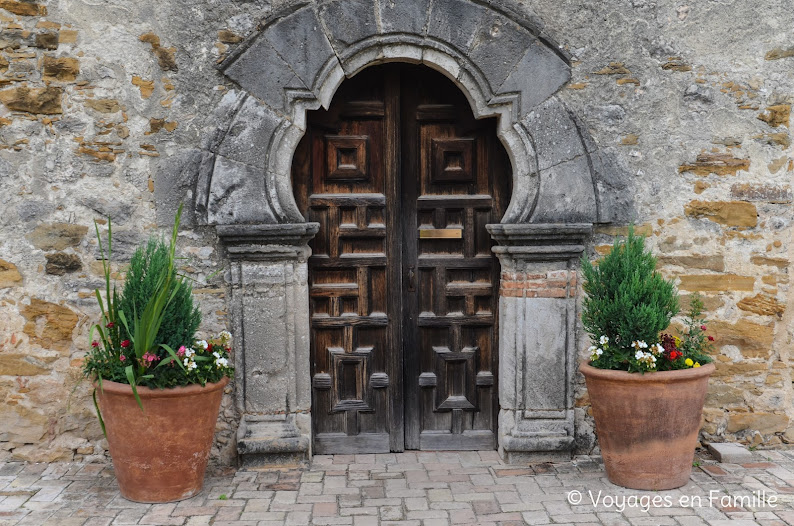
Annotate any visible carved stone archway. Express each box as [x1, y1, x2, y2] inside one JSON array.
[[195, 0, 617, 465]]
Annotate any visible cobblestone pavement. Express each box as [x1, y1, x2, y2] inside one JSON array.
[[2, 449, 794, 525]]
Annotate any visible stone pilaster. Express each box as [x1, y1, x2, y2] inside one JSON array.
[[217, 223, 319, 467], [487, 223, 592, 463]]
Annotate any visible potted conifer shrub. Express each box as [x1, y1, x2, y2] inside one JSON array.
[[579, 228, 714, 490], [83, 205, 234, 503]]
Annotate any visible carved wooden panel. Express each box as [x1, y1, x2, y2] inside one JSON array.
[[292, 63, 510, 454]]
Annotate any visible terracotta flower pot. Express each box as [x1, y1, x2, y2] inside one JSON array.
[[95, 377, 229, 503], [580, 361, 715, 490]]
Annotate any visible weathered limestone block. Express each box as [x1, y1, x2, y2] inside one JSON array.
[[427, 0, 486, 54], [41, 56, 79, 82], [262, 7, 336, 97], [26, 223, 88, 251], [684, 200, 758, 227], [0, 259, 22, 287], [0, 0, 46, 16], [44, 253, 82, 276], [20, 299, 79, 354], [679, 151, 751, 177], [731, 183, 792, 203], [657, 255, 725, 272], [678, 274, 755, 292], [523, 98, 586, 172], [379, 0, 431, 34], [708, 319, 775, 359], [468, 12, 535, 92], [532, 156, 597, 223], [758, 104, 790, 128], [215, 95, 281, 168], [318, 0, 379, 52], [0, 86, 62, 114], [727, 412, 789, 435], [207, 157, 277, 225], [737, 293, 785, 317], [0, 353, 57, 376], [223, 38, 308, 113], [496, 39, 571, 116]]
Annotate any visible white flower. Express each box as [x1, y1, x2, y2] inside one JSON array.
[[599, 335, 609, 345], [589, 346, 603, 361], [187, 361, 198, 371], [183, 358, 190, 367], [219, 330, 232, 340], [185, 348, 195, 358], [650, 343, 664, 356], [635, 350, 644, 360], [212, 351, 221, 359], [215, 357, 229, 369], [196, 340, 208, 350]]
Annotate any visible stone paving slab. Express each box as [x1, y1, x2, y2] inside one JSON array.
[[0, 449, 793, 525]]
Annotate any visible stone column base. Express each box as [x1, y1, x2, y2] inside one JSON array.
[[237, 415, 311, 468]]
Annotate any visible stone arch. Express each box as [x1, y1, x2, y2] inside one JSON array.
[[195, 0, 608, 227]]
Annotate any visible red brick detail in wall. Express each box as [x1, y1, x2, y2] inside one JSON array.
[[500, 270, 577, 298]]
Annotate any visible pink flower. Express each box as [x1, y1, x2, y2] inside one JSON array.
[[177, 346, 186, 357], [700, 325, 707, 331], [120, 354, 126, 362], [141, 351, 160, 365], [121, 340, 130, 348], [91, 341, 99, 347]]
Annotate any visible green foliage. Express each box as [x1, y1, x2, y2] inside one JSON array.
[[581, 227, 679, 371], [117, 237, 201, 356]]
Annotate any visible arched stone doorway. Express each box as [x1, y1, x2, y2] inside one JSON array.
[[293, 63, 511, 453], [194, 0, 612, 466]]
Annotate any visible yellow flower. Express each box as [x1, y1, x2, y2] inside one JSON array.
[[685, 358, 693, 367], [674, 336, 681, 347], [694, 362, 701, 368]]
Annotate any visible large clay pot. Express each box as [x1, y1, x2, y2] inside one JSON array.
[[580, 361, 714, 490], [95, 377, 229, 502]]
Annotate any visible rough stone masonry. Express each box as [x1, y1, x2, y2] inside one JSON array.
[[0, 0, 791, 465]]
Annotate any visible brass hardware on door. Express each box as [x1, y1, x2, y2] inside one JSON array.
[[407, 266, 416, 292], [418, 228, 463, 239]]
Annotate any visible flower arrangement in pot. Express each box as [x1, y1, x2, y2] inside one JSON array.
[[579, 228, 714, 490], [83, 205, 234, 503]]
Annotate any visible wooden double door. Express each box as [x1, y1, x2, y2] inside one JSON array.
[[293, 64, 510, 453]]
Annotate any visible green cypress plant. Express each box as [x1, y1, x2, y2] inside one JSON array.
[[580, 227, 679, 372], [117, 237, 201, 354]]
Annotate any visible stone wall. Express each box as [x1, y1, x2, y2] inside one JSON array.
[[0, 0, 791, 463]]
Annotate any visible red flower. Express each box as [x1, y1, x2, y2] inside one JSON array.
[[708, 336, 715, 341], [121, 340, 130, 348], [91, 341, 99, 347], [106, 322, 115, 329], [668, 350, 682, 360], [700, 325, 707, 331]]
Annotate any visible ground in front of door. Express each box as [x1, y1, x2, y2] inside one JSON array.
[[2, 450, 794, 525]]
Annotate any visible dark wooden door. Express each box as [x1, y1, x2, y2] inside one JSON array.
[[293, 64, 510, 454]]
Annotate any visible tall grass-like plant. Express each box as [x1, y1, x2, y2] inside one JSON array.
[[581, 227, 679, 372]]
